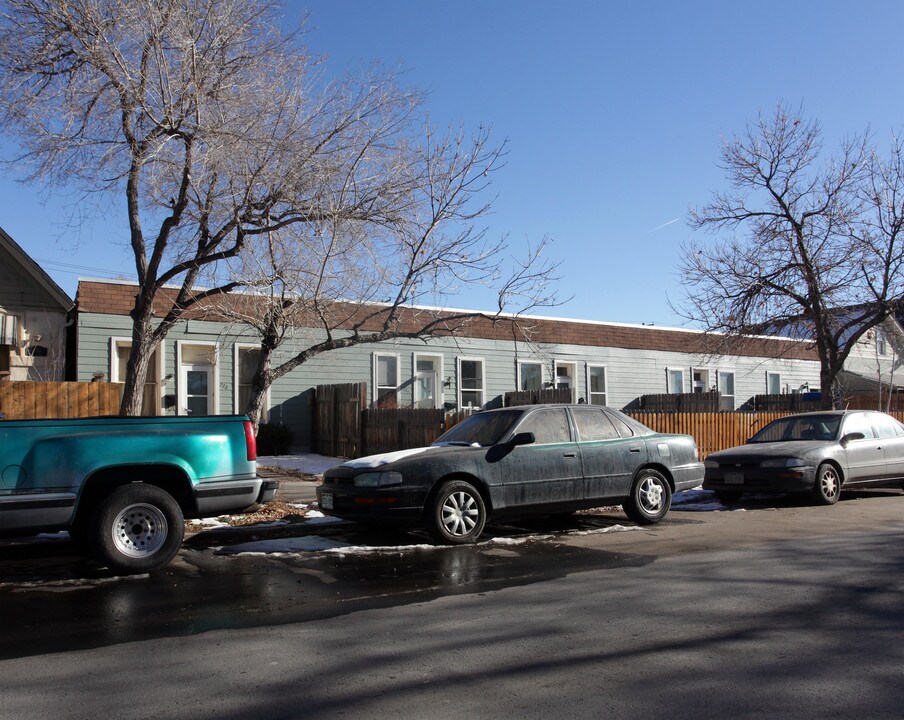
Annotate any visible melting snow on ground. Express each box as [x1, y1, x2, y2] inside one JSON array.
[[257, 452, 342, 475], [216, 521, 645, 557]]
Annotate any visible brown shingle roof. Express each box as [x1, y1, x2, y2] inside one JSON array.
[[75, 280, 818, 361]]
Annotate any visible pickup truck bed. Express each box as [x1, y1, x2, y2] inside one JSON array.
[[0, 414, 277, 573]]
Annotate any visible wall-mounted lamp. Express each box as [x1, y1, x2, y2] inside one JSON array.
[[443, 377, 452, 388]]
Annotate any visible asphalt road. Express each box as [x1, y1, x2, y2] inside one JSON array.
[[2, 489, 903, 719]]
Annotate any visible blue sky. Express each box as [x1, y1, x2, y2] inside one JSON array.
[[2, 0, 903, 327]]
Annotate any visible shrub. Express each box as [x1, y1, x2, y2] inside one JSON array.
[[256, 422, 294, 456]]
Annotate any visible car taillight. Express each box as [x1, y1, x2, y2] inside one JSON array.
[[244, 419, 257, 461]]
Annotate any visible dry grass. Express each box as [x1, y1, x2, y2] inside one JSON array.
[[184, 500, 312, 532]]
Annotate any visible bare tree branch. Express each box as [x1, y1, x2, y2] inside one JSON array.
[[678, 103, 903, 407]]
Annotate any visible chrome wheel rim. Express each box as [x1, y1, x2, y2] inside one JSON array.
[[819, 467, 839, 501], [441, 490, 480, 537], [112, 503, 168, 558], [638, 476, 664, 514]]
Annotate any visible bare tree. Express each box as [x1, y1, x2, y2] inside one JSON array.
[[216, 122, 562, 430], [679, 104, 904, 408], [0, 0, 423, 414]]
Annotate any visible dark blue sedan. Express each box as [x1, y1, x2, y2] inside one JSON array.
[[318, 404, 704, 543]]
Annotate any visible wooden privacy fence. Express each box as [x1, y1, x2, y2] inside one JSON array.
[[626, 411, 789, 459], [312, 382, 904, 461], [363, 408, 445, 456], [313, 382, 478, 458], [840, 393, 904, 412], [639, 392, 721, 412], [0, 381, 122, 419], [504, 388, 572, 406], [362, 407, 474, 456]]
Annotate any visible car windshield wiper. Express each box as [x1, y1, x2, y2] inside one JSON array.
[[433, 440, 480, 447]]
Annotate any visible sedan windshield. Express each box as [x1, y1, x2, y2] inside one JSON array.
[[433, 410, 521, 447], [749, 415, 841, 443]]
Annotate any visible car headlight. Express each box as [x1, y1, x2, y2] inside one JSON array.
[[760, 458, 805, 468], [353, 471, 404, 488]]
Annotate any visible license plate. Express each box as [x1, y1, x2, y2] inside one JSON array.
[[725, 472, 744, 485], [321, 492, 334, 510]]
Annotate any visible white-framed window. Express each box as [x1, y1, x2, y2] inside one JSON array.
[[518, 361, 543, 392], [692, 368, 710, 394], [235, 344, 269, 420], [766, 372, 782, 395], [667, 368, 685, 394], [177, 341, 219, 416], [110, 337, 165, 416], [0, 312, 20, 348], [718, 370, 735, 411], [413, 353, 443, 409], [586, 364, 608, 406], [554, 361, 577, 402], [373, 352, 400, 407], [457, 357, 485, 409], [876, 328, 887, 356]]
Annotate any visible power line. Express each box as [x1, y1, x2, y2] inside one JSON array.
[[36, 258, 134, 279]]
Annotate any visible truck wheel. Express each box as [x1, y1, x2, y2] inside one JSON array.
[[90, 484, 185, 574]]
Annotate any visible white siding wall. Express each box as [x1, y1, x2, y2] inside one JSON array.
[[0, 242, 70, 381]]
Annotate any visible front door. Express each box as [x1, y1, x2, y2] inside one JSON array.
[[181, 364, 213, 415], [494, 407, 584, 508], [414, 356, 440, 409]]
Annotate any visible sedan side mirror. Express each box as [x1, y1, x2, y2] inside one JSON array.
[[840, 432, 865, 447], [508, 431, 536, 447]]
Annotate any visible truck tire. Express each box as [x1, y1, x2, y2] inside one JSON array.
[[89, 484, 185, 574]]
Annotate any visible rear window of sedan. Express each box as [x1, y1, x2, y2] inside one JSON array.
[[571, 406, 621, 441], [868, 413, 904, 439]]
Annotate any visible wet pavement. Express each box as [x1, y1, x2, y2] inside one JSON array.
[[0, 506, 658, 660], [3, 486, 903, 662]]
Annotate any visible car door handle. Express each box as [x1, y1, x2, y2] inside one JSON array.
[[629, 446, 642, 453], [563, 452, 577, 458]]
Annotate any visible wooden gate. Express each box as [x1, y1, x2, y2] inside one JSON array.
[[313, 382, 367, 458]]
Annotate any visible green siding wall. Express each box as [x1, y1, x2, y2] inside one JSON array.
[[76, 312, 822, 450]]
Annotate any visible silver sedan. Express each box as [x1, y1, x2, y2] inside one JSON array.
[[703, 410, 904, 504]]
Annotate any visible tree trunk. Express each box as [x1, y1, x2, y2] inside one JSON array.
[[244, 341, 275, 433], [119, 303, 155, 416], [819, 364, 840, 410]]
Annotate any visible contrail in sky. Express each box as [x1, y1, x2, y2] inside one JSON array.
[[648, 218, 680, 233]]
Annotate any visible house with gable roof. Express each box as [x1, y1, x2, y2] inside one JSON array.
[[0, 227, 74, 382]]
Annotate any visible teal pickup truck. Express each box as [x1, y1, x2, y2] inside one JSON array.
[[0, 414, 277, 573]]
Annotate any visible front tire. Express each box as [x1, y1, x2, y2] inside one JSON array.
[[427, 480, 486, 544], [89, 484, 185, 574], [812, 463, 841, 506], [623, 469, 672, 524]]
